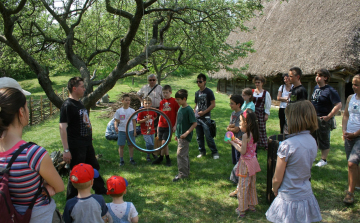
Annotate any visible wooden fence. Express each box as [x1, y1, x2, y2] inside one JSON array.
[[28, 88, 68, 126]]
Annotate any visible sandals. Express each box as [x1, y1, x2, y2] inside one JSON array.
[[235, 208, 246, 218], [343, 190, 354, 204], [235, 207, 256, 218]]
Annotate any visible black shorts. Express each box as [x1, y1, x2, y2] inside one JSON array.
[[312, 117, 331, 150], [158, 127, 170, 141]]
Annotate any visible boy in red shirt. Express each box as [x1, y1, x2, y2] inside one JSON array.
[[137, 97, 157, 161], [152, 85, 180, 166]]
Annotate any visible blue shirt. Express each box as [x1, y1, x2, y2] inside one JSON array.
[[63, 194, 108, 223], [105, 118, 117, 137]]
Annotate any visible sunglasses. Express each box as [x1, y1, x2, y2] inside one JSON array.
[[148, 79, 156, 81], [196, 81, 203, 83]]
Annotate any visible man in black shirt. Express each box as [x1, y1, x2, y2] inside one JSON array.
[[288, 67, 308, 103], [60, 77, 107, 200], [283, 67, 308, 134]]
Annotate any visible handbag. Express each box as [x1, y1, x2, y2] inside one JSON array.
[[208, 119, 216, 138], [330, 117, 337, 130]]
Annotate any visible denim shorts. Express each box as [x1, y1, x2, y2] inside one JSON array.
[[345, 136, 360, 165], [117, 131, 135, 146]]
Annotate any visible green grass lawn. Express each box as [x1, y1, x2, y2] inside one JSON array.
[[20, 74, 360, 222]]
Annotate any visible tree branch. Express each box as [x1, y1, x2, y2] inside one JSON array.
[[9, 0, 27, 15], [32, 22, 65, 44], [105, 0, 133, 20], [71, 0, 93, 28], [86, 36, 121, 65]]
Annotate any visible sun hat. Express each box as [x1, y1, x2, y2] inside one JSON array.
[[0, 77, 31, 95]]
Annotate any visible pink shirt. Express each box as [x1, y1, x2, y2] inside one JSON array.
[[240, 136, 261, 176]]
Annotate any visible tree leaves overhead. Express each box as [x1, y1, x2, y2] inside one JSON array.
[[0, 0, 262, 109]]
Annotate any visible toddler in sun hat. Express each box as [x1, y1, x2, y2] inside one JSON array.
[[63, 163, 112, 223], [106, 176, 139, 223]]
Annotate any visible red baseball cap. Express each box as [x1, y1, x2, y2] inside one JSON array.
[[70, 163, 99, 183], [106, 176, 128, 195]]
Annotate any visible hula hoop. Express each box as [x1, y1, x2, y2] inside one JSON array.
[[125, 108, 172, 153]]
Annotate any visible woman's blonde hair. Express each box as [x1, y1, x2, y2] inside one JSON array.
[[285, 100, 318, 134]]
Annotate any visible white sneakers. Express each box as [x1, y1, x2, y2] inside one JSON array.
[[315, 159, 327, 167]]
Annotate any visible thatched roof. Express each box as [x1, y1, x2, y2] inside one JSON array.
[[210, 0, 360, 79]]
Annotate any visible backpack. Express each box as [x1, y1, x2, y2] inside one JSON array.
[[0, 142, 47, 223]]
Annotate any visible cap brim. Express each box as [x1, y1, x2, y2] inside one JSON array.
[[94, 169, 99, 178], [22, 89, 31, 95]]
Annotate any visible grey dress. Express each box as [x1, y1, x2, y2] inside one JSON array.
[[265, 131, 322, 223]]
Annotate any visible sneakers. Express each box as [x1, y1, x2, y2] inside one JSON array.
[[315, 159, 327, 167], [130, 160, 137, 165], [119, 161, 125, 166], [146, 155, 152, 162], [343, 190, 354, 204], [172, 175, 181, 182], [166, 159, 171, 167], [197, 152, 206, 158], [213, 153, 220, 159], [229, 188, 238, 197], [152, 156, 163, 165]]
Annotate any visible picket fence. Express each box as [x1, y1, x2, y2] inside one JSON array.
[[28, 88, 68, 126]]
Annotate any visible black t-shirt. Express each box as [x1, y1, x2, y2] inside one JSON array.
[[60, 98, 92, 142], [311, 85, 341, 116], [289, 85, 308, 103], [195, 87, 215, 117]]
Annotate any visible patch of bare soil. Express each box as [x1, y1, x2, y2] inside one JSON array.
[[97, 91, 141, 119]]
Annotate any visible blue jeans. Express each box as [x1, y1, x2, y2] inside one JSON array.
[[143, 134, 154, 150], [105, 134, 118, 141], [196, 118, 218, 155]]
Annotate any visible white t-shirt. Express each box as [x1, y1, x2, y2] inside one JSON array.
[[346, 94, 360, 133], [114, 107, 137, 132], [108, 202, 138, 222], [278, 85, 292, 108]]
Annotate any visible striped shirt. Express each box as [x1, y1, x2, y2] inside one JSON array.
[[0, 140, 49, 206]]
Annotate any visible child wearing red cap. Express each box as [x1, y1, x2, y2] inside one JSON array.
[[106, 176, 139, 223], [63, 163, 112, 223]]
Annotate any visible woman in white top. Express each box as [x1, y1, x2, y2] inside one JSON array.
[[252, 76, 271, 150], [342, 74, 360, 204], [277, 74, 292, 134]]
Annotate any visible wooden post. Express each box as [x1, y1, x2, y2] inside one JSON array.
[[62, 87, 65, 99], [338, 81, 345, 110], [224, 79, 227, 93], [232, 79, 235, 95], [40, 96, 43, 121], [29, 97, 33, 126], [307, 81, 312, 101], [132, 77, 134, 85]]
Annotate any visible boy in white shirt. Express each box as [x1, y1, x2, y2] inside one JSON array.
[[114, 94, 137, 166]]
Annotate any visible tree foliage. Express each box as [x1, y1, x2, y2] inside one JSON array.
[[0, 0, 262, 109]]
